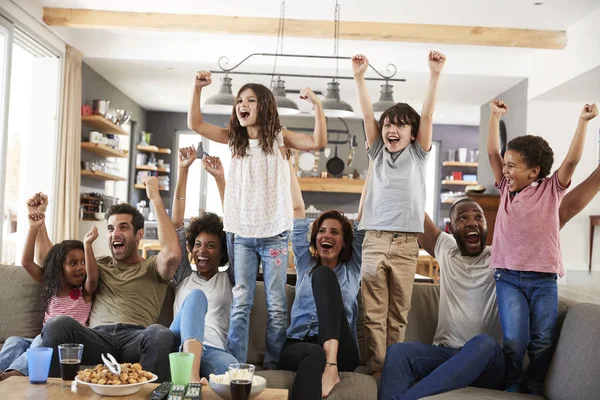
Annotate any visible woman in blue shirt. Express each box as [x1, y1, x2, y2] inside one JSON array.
[[278, 161, 365, 400]]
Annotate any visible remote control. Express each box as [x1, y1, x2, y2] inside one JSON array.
[[149, 381, 171, 400], [167, 384, 186, 400], [183, 382, 203, 400]]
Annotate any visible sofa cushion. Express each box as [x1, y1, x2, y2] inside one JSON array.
[[544, 303, 600, 400], [256, 370, 377, 400], [0, 265, 42, 345], [406, 283, 440, 344], [423, 387, 544, 399]]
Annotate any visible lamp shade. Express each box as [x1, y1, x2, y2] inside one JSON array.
[[312, 80, 354, 118], [202, 76, 235, 115], [373, 82, 396, 119], [272, 78, 300, 115]]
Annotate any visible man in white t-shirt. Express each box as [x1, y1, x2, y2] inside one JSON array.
[[379, 164, 600, 400]]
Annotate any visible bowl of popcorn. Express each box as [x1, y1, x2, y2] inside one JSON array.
[[75, 362, 157, 396], [209, 372, 266, 400]]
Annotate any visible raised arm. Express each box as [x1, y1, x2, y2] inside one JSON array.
[[283, 88, 327, 150], [21, 211, 45, 284], [418, 213, 442, 258], [27, 193, 53, 264], [82, 226, 99, 299], [559, 164, 600, 229], [417, 50, 446, 152], [187, 71, 230, 144], [487, 100, 508, 184], [557, 104, 598, 187], [172, 146, 197, 229], [288, 158, 305, 219], [357, 160, 372, 222], [352, 54, 379, 148], [146, 177, 181, 280], [203, 155, 226, 207]]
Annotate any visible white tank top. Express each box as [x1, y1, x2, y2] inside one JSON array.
[[223, 130, 292, 238]]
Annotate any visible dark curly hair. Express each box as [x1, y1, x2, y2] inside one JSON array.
[[379, 103, 421, 140], [105, 203, 145, 233], [507, 135, 554, 180], [186, 212, 228, 266], [40, 240, 84, 315], [309, 210, 354, 267], [228, 83, 282, 158]]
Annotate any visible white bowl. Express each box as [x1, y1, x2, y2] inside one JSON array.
[[209, 374, 266, 400], [75, 374, 158, 397]]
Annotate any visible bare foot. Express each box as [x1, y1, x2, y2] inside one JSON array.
[[200, 377, 208, 385], [0, 370, 24, 381], [321, 364, 341, 397]]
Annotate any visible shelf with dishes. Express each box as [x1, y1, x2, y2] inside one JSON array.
[[81, 142, 128, 158], [298, 177, 365, 194], [136, 145, 171, 154], [441, 180, 479, 186], [80, 169, 126, 182], [134, 183, 169, 191], [442, 161, 478, 167], [81, 115, 129, 136], [136, 165, 170, 173]]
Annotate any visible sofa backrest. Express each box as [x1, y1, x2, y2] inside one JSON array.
[[544, 302, 600, 400], [0, 265, 42, 346]]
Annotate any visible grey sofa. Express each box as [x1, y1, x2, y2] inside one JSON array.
[[2, 264, 599, 400]]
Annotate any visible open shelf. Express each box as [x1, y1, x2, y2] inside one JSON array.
[[442, 161, 478, 167], [80, 170, 126, 181], [81, 142, 128, 158], [136, 165, 170, 173], [441, 180, 479, 186], [136, 145, 171, 154], [298, 177, 365, 194], [81, 115, 129, 136], [134, 183, 169, 191]]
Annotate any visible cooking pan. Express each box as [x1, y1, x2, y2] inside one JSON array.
[[326, 144, 345, 176]]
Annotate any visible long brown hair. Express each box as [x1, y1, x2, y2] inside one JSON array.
[[309, 210, 354, 267], [228, 83, 282, 158]]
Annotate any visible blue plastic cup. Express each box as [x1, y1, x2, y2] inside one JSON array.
[[27, 347, 53, 384]]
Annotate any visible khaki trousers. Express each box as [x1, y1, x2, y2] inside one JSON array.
[[361, 230, 418, 373]]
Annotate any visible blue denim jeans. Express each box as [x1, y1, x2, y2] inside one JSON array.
[[494, 268, 558, 394], [227, 231, 289, 369], [170, 289, 238, 377], [379, 334, 505, 400], [0, 334, 43, 376]]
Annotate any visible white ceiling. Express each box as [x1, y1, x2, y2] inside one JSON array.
[[35, 0, 600, 125]]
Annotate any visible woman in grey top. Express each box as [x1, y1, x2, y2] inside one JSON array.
[[169, 146, 237, 383]]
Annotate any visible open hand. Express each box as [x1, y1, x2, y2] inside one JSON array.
[[490, 99, 509, 115], [27, 192, 48, 214], [28, 211, 45, 228], [84, 226, 99, 246], [428, 50, 446, 74], [178, 145, 197, 169], [202, 155, 224, 179], [351, 54, 369, 78], [580, 103, 598, 121], [194, 71, 212, 88], [299, 88, 320, 105]]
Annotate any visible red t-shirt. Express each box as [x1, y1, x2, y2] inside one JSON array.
[[490, 172, 568, 277]]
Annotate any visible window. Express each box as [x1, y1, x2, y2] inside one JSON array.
[[176, 132, 232, 219], [0, 24, 61, 264]]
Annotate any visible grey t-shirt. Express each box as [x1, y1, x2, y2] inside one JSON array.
[[359, 137, 428, 233], [433, 232, 502, 348]]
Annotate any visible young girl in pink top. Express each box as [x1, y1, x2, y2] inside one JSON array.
[[188, 72, 327, 369], [0, 202, 99, 381], [487, 100, 598, 394]]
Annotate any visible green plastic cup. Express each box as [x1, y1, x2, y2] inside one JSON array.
[[169, 352, 194, 385]]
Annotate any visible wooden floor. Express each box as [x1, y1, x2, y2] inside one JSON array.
[[559, 271, 600, 305]]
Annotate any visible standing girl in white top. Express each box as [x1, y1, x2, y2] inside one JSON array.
[[188, 71, 327, 368]]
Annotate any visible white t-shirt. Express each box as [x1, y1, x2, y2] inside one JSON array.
[[433, 232, 502, 348], [223, 130, 292, 238]]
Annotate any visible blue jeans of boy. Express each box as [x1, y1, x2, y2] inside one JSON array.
[[170, 289, 238, 377], [227, 231, 289, 369], [494, 268, 558, 394], [0, 334, 43, 375], [378, 334, 505, 400]]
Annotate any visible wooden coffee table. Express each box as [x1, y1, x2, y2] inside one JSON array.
[[0, 377, 288, 399]]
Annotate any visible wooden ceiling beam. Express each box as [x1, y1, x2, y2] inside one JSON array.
[[43, 7, 566, 49]]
